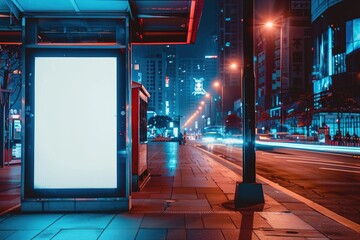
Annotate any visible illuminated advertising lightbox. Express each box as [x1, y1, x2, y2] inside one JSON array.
[[34, 56, 117, 189], [23, 47, 127, 200]]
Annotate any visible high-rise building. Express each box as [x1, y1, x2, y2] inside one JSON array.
[[178, 55, 218, 126], [255, 0, 312, 133], [132, 45, 178, 117], [311, 0, 360, 137], [132, 46, 166, 115], [164, 45, 179, 117], [132, 44, 218, 129], [218, 0, 243, 114]]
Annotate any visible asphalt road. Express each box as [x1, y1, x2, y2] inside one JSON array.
[[197, 142, 360, 225]]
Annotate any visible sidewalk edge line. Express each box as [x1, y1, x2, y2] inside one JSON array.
[[0, 204, 21, 216], [195, 145, 360, 234]]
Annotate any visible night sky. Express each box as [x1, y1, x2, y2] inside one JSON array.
[[177, 0, 218, 57], [178, 0, 277, 58]]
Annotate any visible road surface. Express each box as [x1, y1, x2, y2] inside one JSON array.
[[197, 141, 360, 224]]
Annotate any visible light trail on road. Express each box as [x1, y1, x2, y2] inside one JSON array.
[[319, 168, 360, 174], [286, 159, 360, 172], [201, 140, 360, 154], [256, 141, 360, 154]]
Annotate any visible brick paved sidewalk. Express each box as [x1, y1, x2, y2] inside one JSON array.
[[0, 142, 359, 239]]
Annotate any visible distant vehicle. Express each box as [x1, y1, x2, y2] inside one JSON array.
[[256, 132, 289, 140], [223, 134, 243, 145], [202, 126, 224, 143], [152, 136, 171, 142]]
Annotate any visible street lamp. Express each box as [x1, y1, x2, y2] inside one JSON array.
[[174, 115, 184, 137], [230, 62, 243, 78], [213, 81, 224, 125], [230, 63, 238, 70], [198, 106, 204, 135], [205, 93, 212, 126], [265, 19, 284, 132], [264, 21, 274, 28], [234, 0, 264, 208]]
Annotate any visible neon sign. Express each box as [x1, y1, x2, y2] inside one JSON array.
[[192, 78, 207, 95]]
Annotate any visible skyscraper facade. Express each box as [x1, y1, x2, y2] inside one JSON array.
[[218, 0, 243, 114], [178, 56, 218, 125], [311, 0, 360, 137], [132, 45, 178, 117], [255, 0, 312, 133], [132, 45, 218, 127]]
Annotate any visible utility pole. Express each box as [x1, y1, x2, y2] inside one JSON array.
[[234, 0, 264, 208], [174, 115, 183, 135]]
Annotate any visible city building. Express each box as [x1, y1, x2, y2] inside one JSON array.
[[132, 44, 218, 128], [311, 0, 360, 138], [132, 45, 178, 117], [218, 0, 243, 116], [255, 0, 312, 134], [178, 56, 218, 129], [131, 0, 218, 131]]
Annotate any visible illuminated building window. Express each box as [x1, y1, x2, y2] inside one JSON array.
[[333, 53, 346, 75], [166, 101, 170, 115], [346, 18, 360, 54], [165, 76, 169, 87]]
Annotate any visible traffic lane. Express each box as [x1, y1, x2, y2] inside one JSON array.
[[206, 143, 360, 180], [256, 150, 360, 225], [199, 143, 360, 224], [256, 141, 360, 155], [256, 144, 360, 164]]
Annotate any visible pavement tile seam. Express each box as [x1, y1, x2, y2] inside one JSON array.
[[253, 229, 329, 239], [97, 213, 117, 237], [30, 217, 65, 238], [130, 211, 237, 215]]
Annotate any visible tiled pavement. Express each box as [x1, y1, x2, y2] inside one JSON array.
[[0, 163, 20, 215], [0, 142, 360, 239]]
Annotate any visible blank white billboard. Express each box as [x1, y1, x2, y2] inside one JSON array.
[[34, 57, 117, 189]]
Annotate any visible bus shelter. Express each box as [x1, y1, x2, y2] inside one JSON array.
[[0, 0, 204, 212]]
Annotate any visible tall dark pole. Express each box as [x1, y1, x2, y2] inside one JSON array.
[[221, 85, 224, 124], [279, 22, 283, 133], [234, 0, 264, 207], [242, 0, 256, 183], [206, 95, 212, 126], [174, 115, 183, 135]]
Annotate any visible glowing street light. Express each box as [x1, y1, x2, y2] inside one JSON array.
[[213, 81, 224, 125], [230, 63, 238, 70], [206, 93, 212, 125], [264, 21, 274, 29]]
